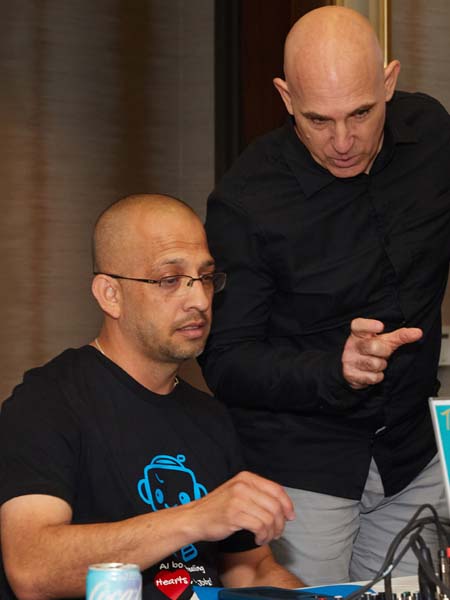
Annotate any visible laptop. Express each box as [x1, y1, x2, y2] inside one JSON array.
[[429, 397, 450, 510]]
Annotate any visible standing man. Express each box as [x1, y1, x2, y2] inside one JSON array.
[[0, 194, 303, 599], [200, 6, 450, 584]]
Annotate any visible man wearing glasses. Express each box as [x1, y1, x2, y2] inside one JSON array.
[[0, 194, 302, 599]]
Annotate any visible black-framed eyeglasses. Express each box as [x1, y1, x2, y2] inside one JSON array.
[[93, 271, 227, 296]]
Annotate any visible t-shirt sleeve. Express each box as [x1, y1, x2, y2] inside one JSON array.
[[0, 374, 80, 507]]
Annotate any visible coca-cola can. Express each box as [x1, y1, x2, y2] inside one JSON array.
[[86, 562, 142, 600]]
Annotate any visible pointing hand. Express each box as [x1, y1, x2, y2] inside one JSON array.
[[342, 318, 423, 389]]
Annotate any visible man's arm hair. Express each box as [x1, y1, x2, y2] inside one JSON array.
[[1, 494, 199, 599], [1, 471, 295, 599]]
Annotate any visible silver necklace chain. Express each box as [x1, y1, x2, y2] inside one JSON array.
[[94, 337, 106, 356]]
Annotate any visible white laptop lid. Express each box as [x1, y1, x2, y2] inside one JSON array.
[[429, 397, 450, 511]]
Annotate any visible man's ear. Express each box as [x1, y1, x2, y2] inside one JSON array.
[[384, 60, 401, 102], [91, 275, 121, 319], [273, 77, 294, 115]]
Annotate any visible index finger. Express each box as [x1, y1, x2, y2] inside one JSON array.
[[380, 327, 423, 352]]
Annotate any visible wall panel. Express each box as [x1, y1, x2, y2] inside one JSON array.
[[0, 1, 214, 401], [391, 0, 450, 323]]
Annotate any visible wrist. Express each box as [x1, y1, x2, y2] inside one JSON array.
[[159, 502, 202, 548]]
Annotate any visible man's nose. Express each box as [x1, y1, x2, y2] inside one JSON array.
[[332, 122, 353, 154], [184, 279, 211, 312]]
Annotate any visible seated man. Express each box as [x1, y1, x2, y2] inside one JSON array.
[[0, 194, 303, 600]]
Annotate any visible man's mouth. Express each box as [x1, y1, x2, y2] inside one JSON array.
[[330, 155, 360, 168], [176, 320, 208, 339]]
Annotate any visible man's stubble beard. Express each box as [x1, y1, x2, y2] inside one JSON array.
[[156, 338, 207, 363]]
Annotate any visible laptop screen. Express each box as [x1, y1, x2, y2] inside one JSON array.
[[429, 397, 450, 511]]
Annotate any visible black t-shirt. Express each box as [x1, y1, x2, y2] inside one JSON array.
[[0, 346, 255, 599]]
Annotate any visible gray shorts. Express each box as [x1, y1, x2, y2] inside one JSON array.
[[271, 454, 447, 585]]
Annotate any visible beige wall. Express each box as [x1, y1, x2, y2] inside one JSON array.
[[0, 1, 214, 401], [390, 0, 450, 324], [391, 1, 450, 111]]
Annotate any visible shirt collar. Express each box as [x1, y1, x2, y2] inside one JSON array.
[[371, 95, 419, 174], [385, 92, 419, 145], [281, 117, 335, 198]]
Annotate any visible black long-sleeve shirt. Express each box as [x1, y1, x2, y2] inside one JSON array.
[[200, 91, 450, 499]]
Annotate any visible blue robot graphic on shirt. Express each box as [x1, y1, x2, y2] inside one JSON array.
[[137, 454, 208, 562]]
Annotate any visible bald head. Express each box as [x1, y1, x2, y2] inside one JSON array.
[[284, 6, 384, 96], [93, 194, 201, 274], [273, 6, 400, 178]]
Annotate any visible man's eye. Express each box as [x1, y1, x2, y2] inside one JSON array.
[[160, 276, 182, 289], [354, 109, 370, 119], [311, 118, 327, 126], [201, 273, 215, 283]]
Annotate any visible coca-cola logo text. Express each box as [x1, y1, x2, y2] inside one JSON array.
[[87, 580, 142, 600]]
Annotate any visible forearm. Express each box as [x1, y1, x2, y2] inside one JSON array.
[[249, 554, 304, 588], [3, 505, 196, 600], [220, 547, 304, 590], [202, 340, 365, 414], [204, 195, 369, 414], [4, 470, 295, 599]]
